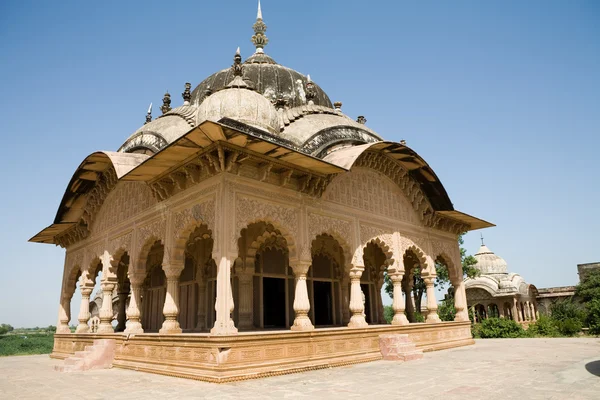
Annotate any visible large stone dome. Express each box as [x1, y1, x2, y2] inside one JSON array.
[[190, 53, 333, 109], [474, 244, 508, 274]]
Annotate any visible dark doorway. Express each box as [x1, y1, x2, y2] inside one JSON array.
[[263, 277, 286, 328], [361, 283, 372, 323], [314, 281, 333, 326]]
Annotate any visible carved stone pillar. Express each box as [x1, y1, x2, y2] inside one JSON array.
[[159, 263, 185, 334], [195, 267, 206, 331], [75, 286, 93, 333], [57, 295, 71, 334], [390, 272, 409, 325], [424, 276, 441, 323], [348, 267, 368, 328], [341, 275, 350, 325], [498, 303, 505, 318], [402, 275, 415, 322], [452, 279, 469, 322], [115, 287, 128, 332], [237, 262, 255, 330], [125, 276, 144, 334], [375, 277, 385, 324], [290, 261, 314, 331], [97, 282, 116, 333], [512, 298, 520, 322], [210, 254, 237, 335]]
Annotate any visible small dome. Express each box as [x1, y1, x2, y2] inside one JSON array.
[[474, 244, 508, 274], [197, 87, 280, 134]]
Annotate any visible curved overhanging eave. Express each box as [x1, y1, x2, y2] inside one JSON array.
[[29, 151, 149, 244]]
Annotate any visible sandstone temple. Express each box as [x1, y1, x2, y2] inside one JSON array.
[[31, 3, 493, 382]]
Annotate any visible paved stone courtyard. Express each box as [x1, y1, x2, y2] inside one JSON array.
[[1, 338, 599, 399]]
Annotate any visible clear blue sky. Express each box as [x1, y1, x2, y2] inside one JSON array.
[[0, 1, 598, 327]]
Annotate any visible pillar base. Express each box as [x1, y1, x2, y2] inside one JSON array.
[[124, 321, 144, 334], [57, 325, 71, 334], [454, 311, 469, 322], [426, 313, 441, 323], [210, 319, 238, 336], [96, 324, 115, 334], [291, 316, 314, 331], [392, 313, 410, 325], [75, 324, 90, 334], [159, 320, 182, 334], [348, 315, 368, 328]]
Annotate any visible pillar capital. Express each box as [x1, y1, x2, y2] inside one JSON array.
[[79, 286, 94, 297], [389, 272, 404, 283], [349, 267, 364, 281], [290, 260, 311, 276], [162, 262, 184, 279]]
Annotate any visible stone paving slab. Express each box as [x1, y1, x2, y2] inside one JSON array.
[[0, 338, 599, 399]]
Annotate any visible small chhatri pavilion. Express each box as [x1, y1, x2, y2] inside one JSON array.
[[465, 239, 538, 324], [31, 3, 493, 382]]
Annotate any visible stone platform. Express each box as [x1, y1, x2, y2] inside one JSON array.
[[51, 321, 473, 382]]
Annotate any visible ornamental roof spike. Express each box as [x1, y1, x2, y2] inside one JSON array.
[[226, 47, 249, 88], [145, 102, 152, 124], [182, 82, 192, 105], [251, 0, 268, 53], [160, 91, 172, 114]]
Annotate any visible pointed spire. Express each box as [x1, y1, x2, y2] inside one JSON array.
[[305, 74, 316, 105], [251, 0, 268, 53], [145, 103, 152, 124], [182, 82, 191, 105], [227, 47, 249, 88], [160, 92, 171, 114]]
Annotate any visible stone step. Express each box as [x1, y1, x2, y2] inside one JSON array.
[[63, 357, 84, 366], [57, 339, 116, 373], [379, 334, 424, 362]]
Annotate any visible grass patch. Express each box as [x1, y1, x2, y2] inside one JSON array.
[[0, 334, 54, 356]]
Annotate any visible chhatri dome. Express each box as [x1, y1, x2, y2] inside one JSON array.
[[119, 2, 380, 157], [465, 238, 538, 324]]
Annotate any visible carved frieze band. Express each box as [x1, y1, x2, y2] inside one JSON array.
[[136, 218, 167, 253], [235, 196, 298, 250], [173, 200, 216, 241]]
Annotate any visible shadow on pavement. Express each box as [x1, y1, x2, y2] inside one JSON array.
[[585, 360, 600, 377]]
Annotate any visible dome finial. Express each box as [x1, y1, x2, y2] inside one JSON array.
[[305, 74, 316, 105], [227, 48, 249, 88], [251, 0, 268, 54], [160, 91, 171, 115], [480, 233, 485, 246], [182, 82, 191, 105], [145, 102, 152, 124]]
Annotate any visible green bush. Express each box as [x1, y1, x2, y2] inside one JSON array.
[[586, 298, 600, 335], [550, 300, 586, 323], [383, 305, 394, 324], [555, 318, 582, 337], [437, 299, 456, 322], [528, 315, 560, 337], [414, 312, 425, 323], [476, 317, 527, 338], [0, 334, 54, 356]]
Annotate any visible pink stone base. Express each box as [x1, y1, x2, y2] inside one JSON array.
[[55, 339, 116, 372], [379, 334, 423, 361]]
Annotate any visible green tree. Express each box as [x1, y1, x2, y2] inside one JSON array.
[[575, 269, 600, 334]]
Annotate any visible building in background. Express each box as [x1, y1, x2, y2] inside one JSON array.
[[465, 241, 538, 325]]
